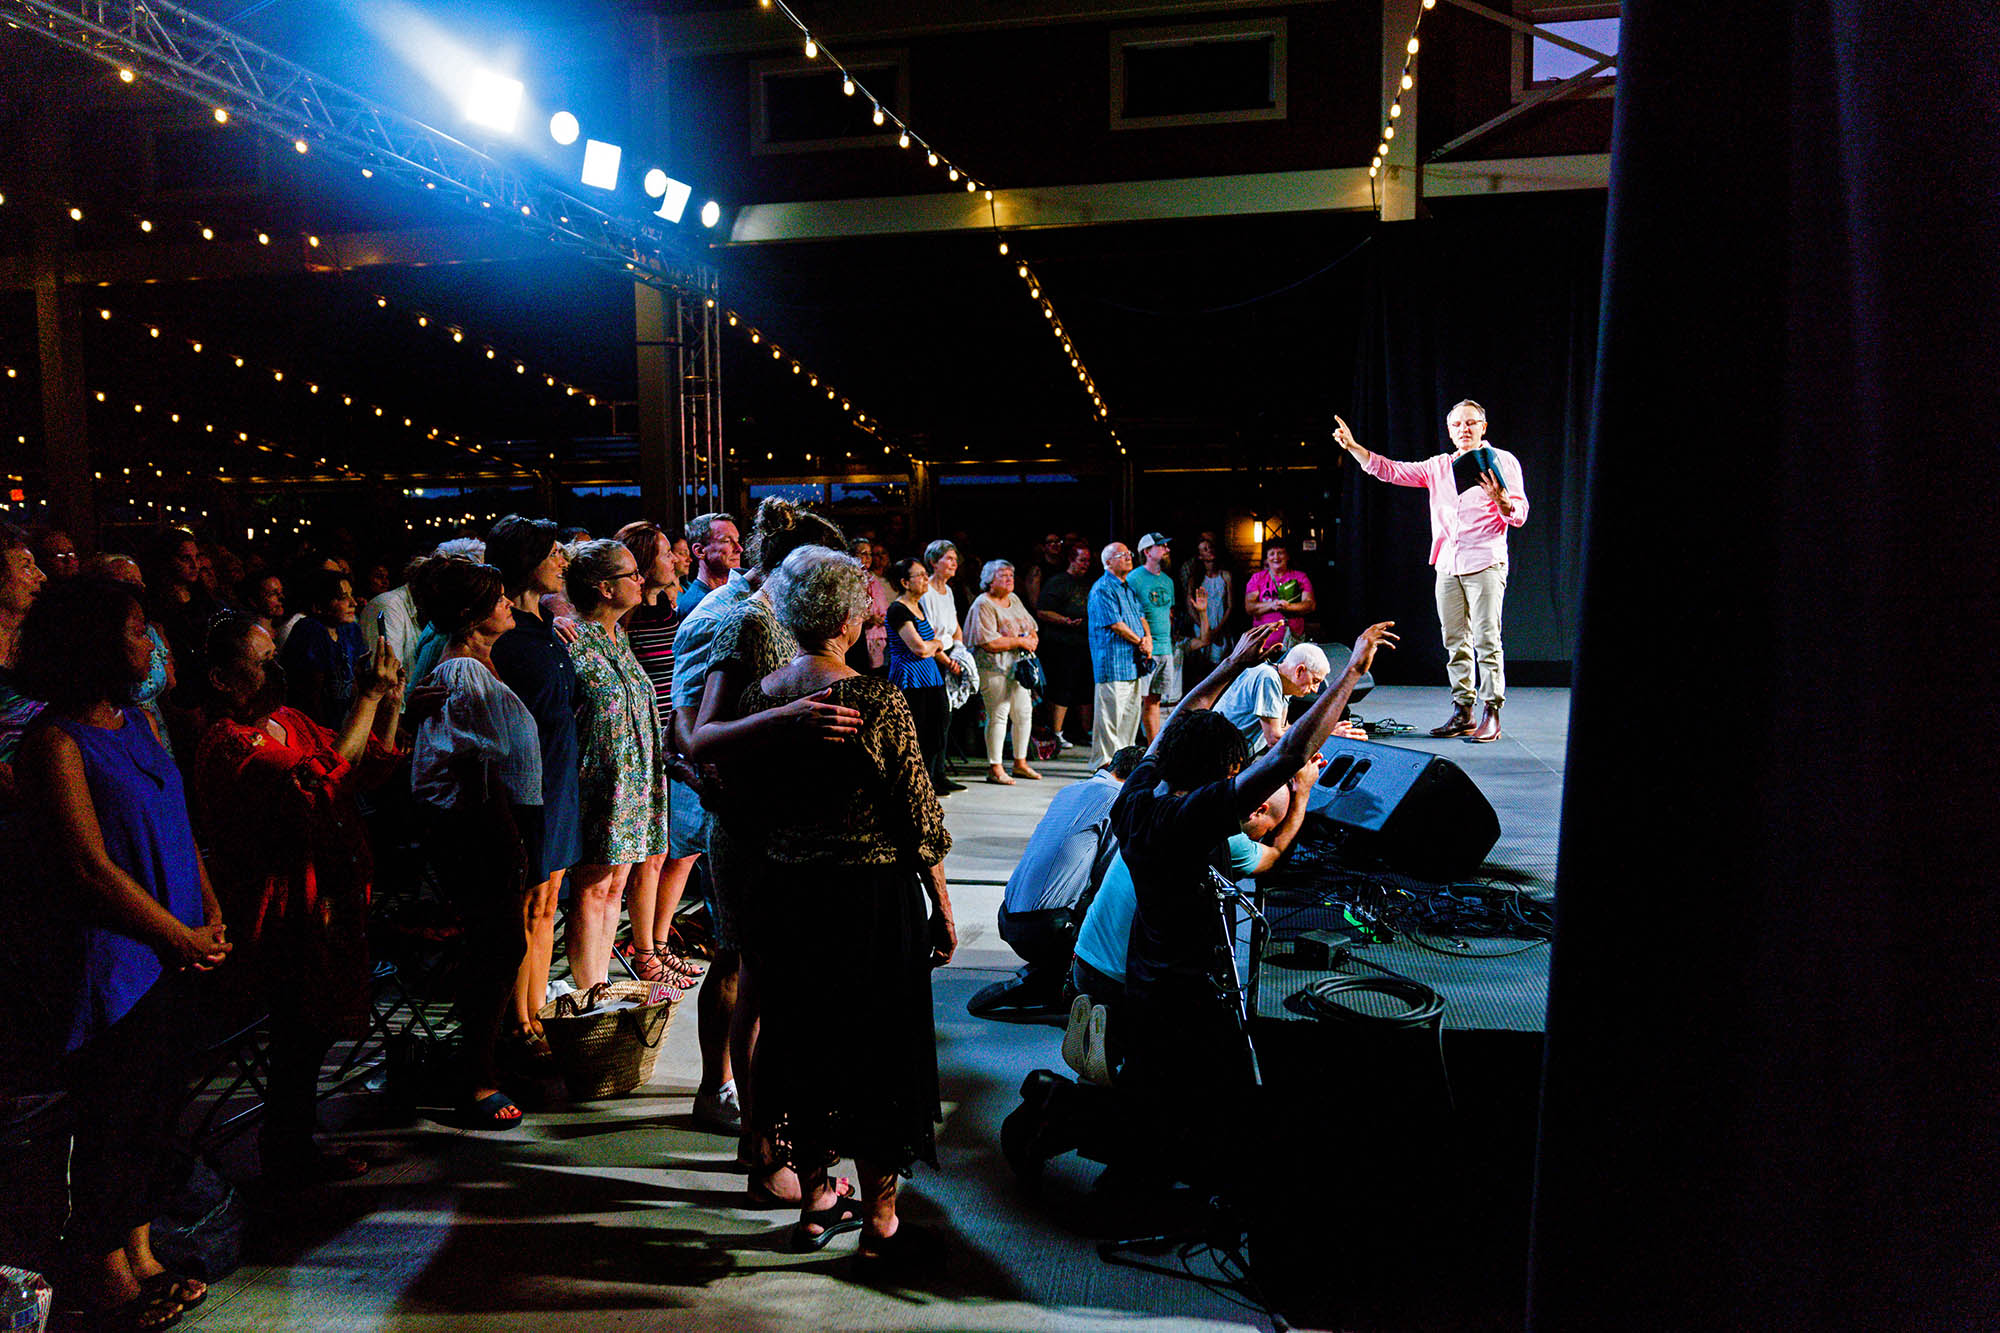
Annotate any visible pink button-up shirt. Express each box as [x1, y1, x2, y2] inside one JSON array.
[[1362, 446, 1529, 576]]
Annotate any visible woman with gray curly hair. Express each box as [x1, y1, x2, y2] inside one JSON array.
[[733, 543, 955, 1263], [965, 558, 1041, 784]]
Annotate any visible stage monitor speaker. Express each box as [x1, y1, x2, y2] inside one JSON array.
[[1303, 737, 1500, 880]]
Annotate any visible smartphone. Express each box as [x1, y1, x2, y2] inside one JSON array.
[[377, 613, 388, 640]]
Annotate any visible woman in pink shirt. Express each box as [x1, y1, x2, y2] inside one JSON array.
[[1243, 543, 1316, 644]]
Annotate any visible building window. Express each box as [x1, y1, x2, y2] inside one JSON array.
[[1110, 19, 1287, 130], [1513, 5, 1618, 98], [753, 55, 907, 155]]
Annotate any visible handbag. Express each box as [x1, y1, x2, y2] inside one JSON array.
[[1012, 651, 1046, 700]]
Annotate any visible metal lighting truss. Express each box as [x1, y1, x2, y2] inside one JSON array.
[[5, 0, 726, 494]]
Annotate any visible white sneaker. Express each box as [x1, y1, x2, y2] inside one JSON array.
[[1051, 735, 1076, 751], [692, 1080, 742, 1134]]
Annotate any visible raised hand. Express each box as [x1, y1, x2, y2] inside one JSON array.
[[359, 633, 405, 703], [1333, 414, 1365, 457], [1226, 621, 1286, 668], [1347, 621, 1399, 676]]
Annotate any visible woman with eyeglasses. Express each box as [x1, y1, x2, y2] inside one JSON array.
[[563, 539, 675, 992]]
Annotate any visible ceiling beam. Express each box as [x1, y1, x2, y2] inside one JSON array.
[[726, 155, 1606, 245]]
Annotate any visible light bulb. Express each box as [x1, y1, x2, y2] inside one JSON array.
[[872, 104, 885, 126], [139, 219, 152, 232], [294, 139, 309, 153], [69, 207, 83, 222], [214, 107, 229, 123], [948, 167, 959, 181], [1390, 103, 1402, 118], [1384, 125, 1395, 140], [118, 68, 134, 83], [927, 151, 939, 166], [898, 130, 910, 148], [804, 37, 817, 58], [1402, 73, 1414, 90], [201, 226, 214, 239], [1407, 37, 1420, 54], [842, 76, 854, 96], [998, 241, 1008, 255]]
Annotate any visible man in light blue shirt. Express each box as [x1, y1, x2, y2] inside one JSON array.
[[1216, 643, 1331, 757], [1087, 541, 1150, 768], [1070, 753, 1322, 1005]]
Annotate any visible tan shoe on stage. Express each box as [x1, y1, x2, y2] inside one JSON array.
[[1430, 702, 1476, 738], [1465, 702, 1503, 743]]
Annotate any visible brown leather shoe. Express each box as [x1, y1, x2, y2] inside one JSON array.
[[1429, 702, 1476, 738], [1464, 702, 1502, 743]]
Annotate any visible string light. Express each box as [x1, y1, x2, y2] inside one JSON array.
[[716, 305, 885, 447], [1372, 1, 1434, 185]]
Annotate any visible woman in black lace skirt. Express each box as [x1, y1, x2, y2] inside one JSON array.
[[730, 544, 956, 1262]]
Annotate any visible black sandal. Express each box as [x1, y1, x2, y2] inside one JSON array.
[[138, 1270, 206, 1311], [788, 1195, 866, 1252]]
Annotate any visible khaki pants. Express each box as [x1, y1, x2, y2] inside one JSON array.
[[1435, 562, 1508, 707], [978, 663, 1034, 764], [1091, 677, 1144, 769]]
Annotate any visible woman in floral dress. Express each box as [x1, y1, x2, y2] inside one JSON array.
[[564, 539, 671, 990]]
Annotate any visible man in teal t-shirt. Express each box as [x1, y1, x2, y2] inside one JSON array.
[[1070, 753, 1322, 1004], [1127, 532, 1179, 743]]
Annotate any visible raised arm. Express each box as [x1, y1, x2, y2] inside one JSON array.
[[1335, 414, 1432, 488], [1147, 622, 1286, 760], [1228, 622, 1397, 817], [1245, 753, 1324, 875]]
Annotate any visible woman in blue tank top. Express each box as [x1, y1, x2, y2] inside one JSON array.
[[16, 575, 229, 1327]]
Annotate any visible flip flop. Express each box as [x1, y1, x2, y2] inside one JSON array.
[[86, 1288, 184, 1332], [788, 1195, 866, 1252], [458, 1091, 523, 1130]]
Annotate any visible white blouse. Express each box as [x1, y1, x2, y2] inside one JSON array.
[[919, 585, 961, 648], [410, 655, 544, 810]]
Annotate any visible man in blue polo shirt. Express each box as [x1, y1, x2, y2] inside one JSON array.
[[1087, 541, 1150, 769]]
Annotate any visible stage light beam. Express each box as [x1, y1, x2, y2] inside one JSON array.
[[549, 110, 580, 145], [463, 69, 524, 133]]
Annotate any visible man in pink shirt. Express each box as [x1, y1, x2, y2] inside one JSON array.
[[1334, 399, 1528, 743]]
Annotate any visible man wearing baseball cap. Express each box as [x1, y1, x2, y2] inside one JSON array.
[[1127, 533, 1178, 743]]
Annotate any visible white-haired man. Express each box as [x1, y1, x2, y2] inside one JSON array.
[[1086, 541, 1150, 768], [1216, 642, 1365, 756], [1335, 399, 1528, 743]]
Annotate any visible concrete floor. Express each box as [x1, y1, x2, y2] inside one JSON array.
[[177, 686, 1568, 1333]]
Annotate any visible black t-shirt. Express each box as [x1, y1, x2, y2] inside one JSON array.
[[1109, 752, 1244, 1005]]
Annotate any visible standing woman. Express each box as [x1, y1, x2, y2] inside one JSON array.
[[485, 516, 585, 1071], [850, 538, 890, 674], [280, 567, 369, 730], [737, 545, 955, 1261], [409, 560, 543, 1128], [17, 576, 231, 1327], [614, 520, 705, 985], [884, 556, 952, 792], [195, 617, 403, 1183], [563, 540, 672, 991], [965, 559, 1041, 785], [1181, 534, 1232, 680]]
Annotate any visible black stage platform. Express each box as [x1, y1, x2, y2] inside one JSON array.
[[1237, 686, 1565, 1330]]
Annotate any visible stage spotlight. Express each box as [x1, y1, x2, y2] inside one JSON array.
[[581, 139, 622, 190], [700, 199, 720, 228], [463, 69, 523, 133], [651, 175, 693, 224], [550, 110, 580, 145]]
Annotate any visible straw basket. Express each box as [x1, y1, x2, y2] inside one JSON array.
[[537, 979, 680, 1100]]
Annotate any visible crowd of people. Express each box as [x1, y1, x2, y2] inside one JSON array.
[[0, 501, 1322, 1327]]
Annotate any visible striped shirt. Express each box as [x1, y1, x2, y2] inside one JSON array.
[[624, 597, 680, 728]]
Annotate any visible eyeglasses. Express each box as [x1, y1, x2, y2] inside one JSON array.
[[606, 568, 645, 583]]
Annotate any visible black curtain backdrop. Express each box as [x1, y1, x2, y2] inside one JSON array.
[[1330, 199, 1603, 686], [1531, 2, 2000, 1328]]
